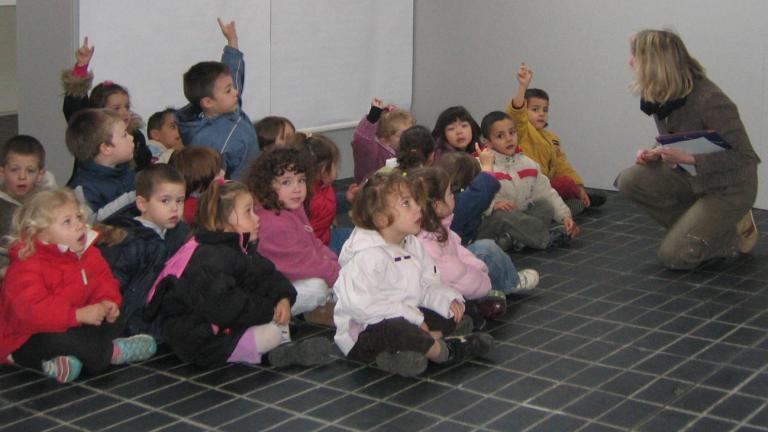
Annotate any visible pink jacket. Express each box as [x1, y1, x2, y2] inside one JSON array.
[[351, 116, 396, 183], [255, 204, 340, 287], [417, 215, 491, 300]]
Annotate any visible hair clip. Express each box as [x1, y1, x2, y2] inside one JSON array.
[[216, 177, 227, 186], [101, 80, 114, 86]]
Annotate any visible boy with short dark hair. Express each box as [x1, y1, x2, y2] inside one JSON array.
[[176, 18, 259, 180], [147, 108, 183, 164], [98, 163, 190, 338], [66, 108, 136, 222]]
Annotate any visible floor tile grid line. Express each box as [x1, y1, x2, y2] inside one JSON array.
[[695, 362, 768, 431]]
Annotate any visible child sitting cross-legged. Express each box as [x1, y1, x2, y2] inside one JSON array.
[[145, 180, 332, 368], [333, 172, 494, 377], [66, 108, 137, 223], [0, 188, 156, 383], [97, 164, 191, 339]]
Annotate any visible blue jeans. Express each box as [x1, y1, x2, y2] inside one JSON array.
[[330, 227, 353, 256], [467, 239, 520, 295]]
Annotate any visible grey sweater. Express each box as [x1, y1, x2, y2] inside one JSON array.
[[653, 78, 759, 194]]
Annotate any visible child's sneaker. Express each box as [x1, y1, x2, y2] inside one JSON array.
[[42, 356, 82, 383], [475, 296, 507, 320], [452, 314, 475, 336], [547, 226, 570, 249], [587, 192, 607, 208], [445, 333, 494, 364], [513, 269, 540, 293], [737, 210, 758, 253], [303, 301, 336, 328], [267, 337, 332, 368], [375, 351, 428, 377], [112, 334, 157, 365], [488, 290, 506, 299]]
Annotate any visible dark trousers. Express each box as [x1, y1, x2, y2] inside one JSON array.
[[477, 199, 555, 250], [12, 315, 127, 374], [348, 308, 457, 363]]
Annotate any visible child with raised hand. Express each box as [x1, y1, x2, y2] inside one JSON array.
[[0, 188, 156, 383], [66, 109, 137, 223], [176, 18, 260, 181], [168, 146, 224, 226], [334, 172, 494, 376], [97, 164, 191, 338], [145, 180, 331, 368], [289, 133, 357, 255], [351, 97, 414, 182], [476, 111, 579, 251], [431, 106, 482, 159], [255, 116, 295, 150], [146, 108, 183, 164], [61, 37, 152, 178], [508, 63, 605, 212], [248, 148, 340, 325]]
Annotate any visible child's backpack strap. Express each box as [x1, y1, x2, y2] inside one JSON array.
[[145, 237, 199, 304]]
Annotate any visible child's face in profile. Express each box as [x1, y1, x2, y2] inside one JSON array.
[[137, 181, 186, 230], [39, 201, 86, 253], [206, 73, 239, 115], [107, 121, 135, 164], [272, 169, 307, 210], [433, 184, 455, 219], [483, 118, 518, 156], [0, 153, 44, 199], [384, 189, 422, 238], [106, 92, 131, 126], [152, 114, 183, 151], [226, 192, 260, 239], [526, 97, 549, 130], [444, 120, 473, 150]]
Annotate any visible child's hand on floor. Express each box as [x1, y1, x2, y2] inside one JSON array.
[[75, 36, 94, 67], [564, 217, 580, 238], [217, 18, 238, 49], [273, 298, 291, 326], [101, 300, 120, 323], [578, 186, 591, 207], [76, 303, 106, 326], [517, 63, 533, 88], [493, 200, 517, 212], [450, 300, 465, 323]]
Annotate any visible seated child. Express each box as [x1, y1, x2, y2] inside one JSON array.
[[176, 19, 259, 181], [255, 116, 295, 150], [146, 108, 183, 164], [289, 133, 356, 255], [334, 172, 494, 377], [411, 167, 538, 323], [507, 63, 605, 212], [351, 97, 414, 182], [431, 106, 481, 159], [66, 108, 137, 223], [0, 188, 156, 383], [475, 111, 579, 250], [144, 181, 331, 368], [247, 148, 340, 324], [97, 164, 191, 338], [379, 125, 437, 175], [61, 37, 151, 179], [168, 146, 223, 226]]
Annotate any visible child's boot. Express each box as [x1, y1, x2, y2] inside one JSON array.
[[42, 356, 82, 383], [303, 301, 336, 328], [375, 351, 428, 377], [267, 337, 332, 368], [444, 333, 494, 364]]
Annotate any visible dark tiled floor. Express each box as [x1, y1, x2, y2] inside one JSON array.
[[1, 112, 767, 431]]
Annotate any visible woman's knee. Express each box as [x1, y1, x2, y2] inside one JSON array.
[[658, 234, 709, 270]]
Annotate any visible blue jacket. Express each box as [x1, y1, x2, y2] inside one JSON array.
[[176, 46, 260, 181], [67, 161, 137, 222], [451, 172, 500, 245], [98, 216, 190, 339]]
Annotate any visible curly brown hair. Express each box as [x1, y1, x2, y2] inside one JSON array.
[[351, 171, 422, 231], [245, 147, 311, 213]]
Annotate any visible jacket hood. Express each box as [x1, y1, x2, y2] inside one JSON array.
[[338, 228, 421, 267], [176, 103, 242, 144]]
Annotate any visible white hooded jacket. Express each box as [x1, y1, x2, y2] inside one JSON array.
[[333, 227, 464, 355]]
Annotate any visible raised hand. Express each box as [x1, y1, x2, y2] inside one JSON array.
[[517, 62, 533, 87], [476, 143, 495, 171], [217, 18, 238, 49], [371, 97, 384, 109], [75, 36, 95, 67]]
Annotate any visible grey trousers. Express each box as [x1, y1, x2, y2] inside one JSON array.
[[476, 199, 555, 250], [616, 162, 756, 269]]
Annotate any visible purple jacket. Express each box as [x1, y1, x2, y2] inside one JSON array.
[[255, 204, 340, 287], [351, 116, 396, 183]]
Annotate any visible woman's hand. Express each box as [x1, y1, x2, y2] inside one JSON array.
[[656, 147, 695, 165], [635, 148, 660, 165]]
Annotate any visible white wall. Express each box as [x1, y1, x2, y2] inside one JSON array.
[[413, 0, 768, 209], [0, 6, 17, 114]]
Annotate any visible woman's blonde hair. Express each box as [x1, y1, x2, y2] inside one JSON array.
[[11, 187, 84, 259], [630, 29, 706, 103]]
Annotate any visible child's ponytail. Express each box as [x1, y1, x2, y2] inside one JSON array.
[[395, 125, 435, 173], [196, 179, 250, 232], [407, 167, 449, 244]]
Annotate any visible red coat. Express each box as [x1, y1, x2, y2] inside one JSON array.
[[0, 237, 122, 363], [309, 182, 336, 246], [183, 196, 199, 226]]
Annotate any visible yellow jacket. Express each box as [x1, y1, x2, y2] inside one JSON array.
[[506, 102, 583, 185]]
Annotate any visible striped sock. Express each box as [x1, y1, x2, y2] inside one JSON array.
[[41, 356, 82, 383]]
